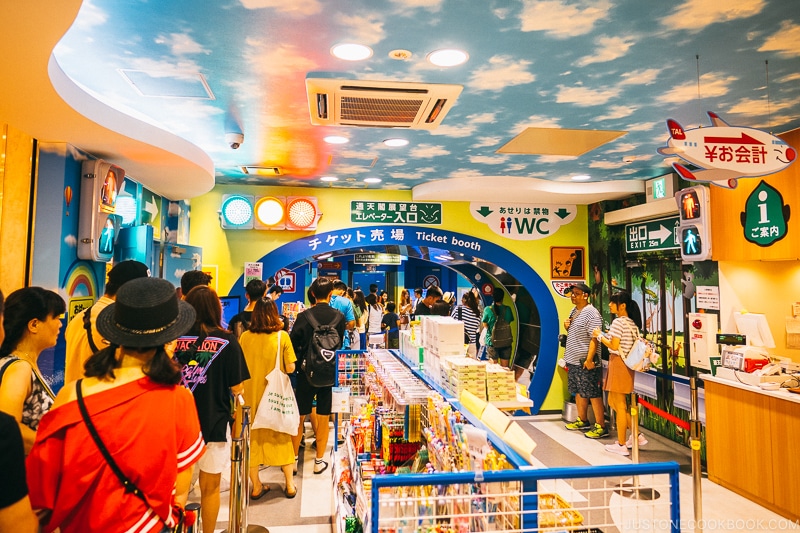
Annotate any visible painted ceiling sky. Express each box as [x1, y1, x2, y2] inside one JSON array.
[[53, 0, 800, 191]]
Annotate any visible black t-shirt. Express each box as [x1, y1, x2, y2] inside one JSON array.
[[381, 312, 401, 341], [175, 327, 250, 442], [290, 303, 346, 367], [0, 411, 27, 508], [414, 300, 431, 316]]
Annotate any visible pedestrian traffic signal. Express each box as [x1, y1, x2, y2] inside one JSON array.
[[675, 186, 711, 261], [78, 159, 124, 262]]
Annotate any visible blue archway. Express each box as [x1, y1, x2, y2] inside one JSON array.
[[230, 225, 558, 413]]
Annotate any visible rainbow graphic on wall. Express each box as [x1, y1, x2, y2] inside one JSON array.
[[63, 262, 98, 298], [62, 262, 100, 322]]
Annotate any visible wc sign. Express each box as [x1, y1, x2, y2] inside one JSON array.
[[470, 202, 576, 240], [741, 180, 789, 247]]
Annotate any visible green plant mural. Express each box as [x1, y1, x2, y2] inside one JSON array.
[[587, 193, 719, 461]]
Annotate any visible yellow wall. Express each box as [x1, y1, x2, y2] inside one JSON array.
[[190, 184, 589, 411], [0, 124, 35, 291], [718, 260, 800, 362]]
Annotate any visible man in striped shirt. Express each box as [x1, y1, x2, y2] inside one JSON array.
[[563, 283, 607, 438]]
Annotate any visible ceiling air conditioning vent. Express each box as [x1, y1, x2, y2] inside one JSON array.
[[306, 78, 462, 129]]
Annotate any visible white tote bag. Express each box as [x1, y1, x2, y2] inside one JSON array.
[[252, 331, 300, 435]]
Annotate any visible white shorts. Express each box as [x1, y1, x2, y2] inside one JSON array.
[[198, 441, 229, 474]]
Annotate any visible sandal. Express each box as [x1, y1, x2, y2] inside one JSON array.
[[250, 484, 270, 500], [285, 486, 297, 499]]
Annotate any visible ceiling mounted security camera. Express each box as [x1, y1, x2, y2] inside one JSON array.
[[225, 132, 244, 149]]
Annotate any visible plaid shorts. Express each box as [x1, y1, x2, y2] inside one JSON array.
[[566, 363, 603, 399]]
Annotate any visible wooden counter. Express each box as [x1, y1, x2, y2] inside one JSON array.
[[701, 374, 800, 521]]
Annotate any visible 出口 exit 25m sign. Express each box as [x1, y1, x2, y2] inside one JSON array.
[[625, 216, 680, 253]]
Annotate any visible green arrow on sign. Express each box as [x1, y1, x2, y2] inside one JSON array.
[[554, 208, 570, 219], [476, 206, 493, 217]]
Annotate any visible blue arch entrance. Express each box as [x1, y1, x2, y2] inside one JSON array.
[[230, 225, 557, 413]]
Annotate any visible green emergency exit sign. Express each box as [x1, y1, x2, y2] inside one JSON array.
[[625, 216, 680, 253]]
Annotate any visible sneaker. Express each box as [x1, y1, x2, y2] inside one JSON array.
[[565, 417, 590, 431], [626, 432, 648, 448], [605, 442, 630, 456], [584, 424, 609, 439]]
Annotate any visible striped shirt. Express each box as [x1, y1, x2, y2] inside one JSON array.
[[451, 305, 481, 343], [608, 316, 639, 356], [563, 304, 602, 365]]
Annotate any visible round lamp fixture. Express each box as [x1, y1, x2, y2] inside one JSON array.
[[324, 135, 349, 144], [221, 195, 253, 226], [287, 198, 318, 228], [571, 174, 592, 181], [364, 177, 382, 184], [320, 176, 338, 182], [383, 138, 409, 147], [254, 196, 285, 226], [331, 43, 373, 61], [427, 49, 469, 67]]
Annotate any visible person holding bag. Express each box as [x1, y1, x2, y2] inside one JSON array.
[[593, 290, 648, 456], [26, 277, 204, 533], [240, 297, 298, 499]]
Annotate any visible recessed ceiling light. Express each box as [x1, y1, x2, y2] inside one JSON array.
[[383, 138, 409, 147], [331, 43, 373, 61], [364, 177, 382, 184], [320, 176, 338, 182], [324, 135, 349, 144], [427, 49, 469, 67], [571, 174, 592, 181]]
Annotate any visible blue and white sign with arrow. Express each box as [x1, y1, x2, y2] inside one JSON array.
[[470, 203, 576, 240]]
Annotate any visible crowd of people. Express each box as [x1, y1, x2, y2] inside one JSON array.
[[0, 269, 540, 532]]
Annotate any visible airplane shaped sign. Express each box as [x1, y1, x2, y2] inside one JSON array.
[[658, 111, 796, 189]]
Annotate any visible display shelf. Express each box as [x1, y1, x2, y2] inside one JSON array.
[[385, 349, 531, 469]]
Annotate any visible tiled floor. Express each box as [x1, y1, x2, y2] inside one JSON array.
[[194, 417, 793, 533]]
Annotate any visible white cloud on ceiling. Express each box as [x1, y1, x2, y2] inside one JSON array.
[[383, 159, 407, 168], [468, 55, 535, 92], [537, 155, 579, 163], [619, 68, 661, 86], [335, 13, 386, 46], [155, 33, 209, 56], [603, 142, 637, 154], [512, 115, 562, 133], [504, 163, 528, 172], [778, 73, 800, 83], [519, 0, 612, 38], [244, 41, 318, 78], [410, 144, 450, 158], [388, 0, 444, 12], [431, 112, 497, 137], [555, 84, 621, 106], [240, 0, 322, 16], [596, 105, 636, 121], [390, 167, 436, 180], [659, 71, 735, 103], [589, 160, 627, 169], [661, 0, 765, 33], [469, 154, 509, 165], [72, 0, 107, 30], [627, 121, 660, 132], [448, 168, 487, 179], [575, 35, 636, 67], [759, 21, 800, 58], [474, 136, 503, 148], [727, 96, 800, 119], [332, 164, 371, 175]]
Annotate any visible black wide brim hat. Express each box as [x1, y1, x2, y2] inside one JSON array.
[[96, 277, 196, 347]]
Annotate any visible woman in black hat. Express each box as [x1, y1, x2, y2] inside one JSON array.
[[26, 277, 204, 533]]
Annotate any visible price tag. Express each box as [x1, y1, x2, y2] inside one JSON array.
[[331, 386, 351, 413]]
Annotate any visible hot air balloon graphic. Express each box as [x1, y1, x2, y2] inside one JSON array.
[[64, 186, 72, 215]]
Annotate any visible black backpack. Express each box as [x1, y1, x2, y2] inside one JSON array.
[[490, 305, 513, 348], [301, 311, 343, 387]]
